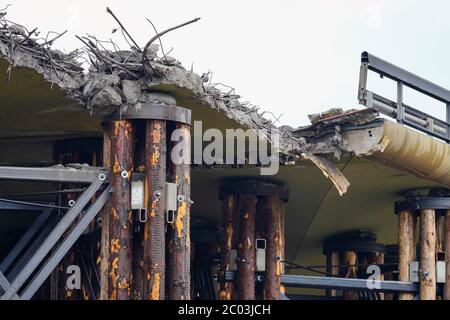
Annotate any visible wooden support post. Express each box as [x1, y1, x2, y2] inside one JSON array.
[[236, 194, 257, 300], [108, 120, 134, 300], [376, 252, 385, 300], [325, 251, 339, 297], [167, 123, 191, 300], [143, 120, 167, 300], [99, 123, 112, 300], [218, 194, 235, 300], [263, 196, 283, 300], [398, 210, 415, 300], [444, 210, 450, 300], [342, 251, 357, 300], [419, 209, 436, 300]]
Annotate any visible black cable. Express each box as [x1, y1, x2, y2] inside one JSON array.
[[0, 197, 70, 210]]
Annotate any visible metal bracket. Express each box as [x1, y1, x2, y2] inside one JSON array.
[[107, 103, 191, 125], [395, 197, 450, 214]]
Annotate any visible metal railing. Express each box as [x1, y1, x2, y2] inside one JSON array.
[[358, 51, 450, 142]]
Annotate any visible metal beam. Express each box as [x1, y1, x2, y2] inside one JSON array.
[[0, 166, 107, 183], [1, 174, 107, 299], [0, 209, 52, 273], [362, 52, 450, 103], [19, 186, 111, 300], [281, 274, 418, 293]]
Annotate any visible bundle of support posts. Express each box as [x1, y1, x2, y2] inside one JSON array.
[[323, 231, 385, 300], [99, 94, 192, 300], [218, 180, 289, 300], [395, 189, 450, 300]]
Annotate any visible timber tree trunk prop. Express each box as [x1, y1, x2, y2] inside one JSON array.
[[218, 194, 235, 300], [108, 120, 134, 300], [419, 209, 436, 300], [143, 119, 167, 300], [398, 210, 415, 300], [166, 122, 191, 300], [219, 181, 289, 301]]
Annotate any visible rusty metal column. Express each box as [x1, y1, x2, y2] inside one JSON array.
[[167, 122, 191, 300], [263, 196, 283, 300], [108, 120, 134, 300], [236, 194, 257, 300], [398, 210, 415, 300], [218, 194, 235, 300], [419, 209, 436, 300], [143, 119, 167, 300]]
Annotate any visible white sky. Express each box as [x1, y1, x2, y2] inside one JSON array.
[[5, 0, 450, 127]]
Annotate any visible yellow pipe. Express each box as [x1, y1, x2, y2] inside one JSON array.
[[371, 120, 450, 186]]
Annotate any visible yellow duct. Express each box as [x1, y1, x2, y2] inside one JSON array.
[[371, 120, 450, 187]]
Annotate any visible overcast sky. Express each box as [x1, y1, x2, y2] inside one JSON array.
[[5, 0, 450, 127]]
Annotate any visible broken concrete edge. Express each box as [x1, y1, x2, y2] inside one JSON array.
[[6, 15, 441, 194]]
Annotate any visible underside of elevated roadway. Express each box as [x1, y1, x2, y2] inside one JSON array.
[[0, 59, 444, 282]]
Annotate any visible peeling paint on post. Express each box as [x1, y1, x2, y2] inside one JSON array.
[[108, 120, 133, 300], [144, 120, 167, 300], [167, 122, 191, 300], [219, 194, 235, 300], [237, 194, 257, 300], [262, 196, 283, 300]]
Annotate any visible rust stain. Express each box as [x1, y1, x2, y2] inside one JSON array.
[[150, 200, 157, 218], [118, 277, 130, 290], [112, 207, 119, 220], [113, 156, 121, 174], [150, 149, 160, 167], [111, 238, 121, 254], [150, 273, 161, 300], [144, 222, 149, 241], [226, 224, 233, 250], [152, 124, 162, 144], [175, 201, 187, 238]]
